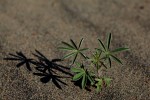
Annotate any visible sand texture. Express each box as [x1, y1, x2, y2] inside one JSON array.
[[0, 0, 150, 100]]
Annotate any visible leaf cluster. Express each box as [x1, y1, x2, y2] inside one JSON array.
[[97, 33, 129, 68], [58, 38, 88, 64], [59, 33, 129, 92], [71, 63, 94, 89]]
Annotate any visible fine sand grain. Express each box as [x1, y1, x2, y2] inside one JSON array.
[[0, 0, 150, 100]]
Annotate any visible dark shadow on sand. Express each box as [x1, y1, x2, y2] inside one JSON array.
[[4, 51, 33, 71], [4, 50, 73, 89]]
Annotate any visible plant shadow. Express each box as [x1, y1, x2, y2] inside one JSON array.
[[73, 79, 92, 92], [4, 50, 73, 89], [4, 51, 33, 71]]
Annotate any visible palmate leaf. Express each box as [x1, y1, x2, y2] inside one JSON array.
[[112, 47, 129, 53], [97, 33, 129, 67], [71, 64, 95, 89], [59, 38, 88, 64], [72, 66, 85, 81], [107, 33, 111, 49], [90, 50, 107, 69]]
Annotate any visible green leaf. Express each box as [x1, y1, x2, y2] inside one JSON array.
[[96, 84, 101, 92], [103, 77, 112, 86], [87, 72, 95, 85], [75, 62, 82, 67], [98, 39, 106, 51], [72, 54, 78, 64], [95, 78, 103, 92], [58, 47, 74, 50], [62, 52, 76, 59], [112, 47, 129, 53], [111, 55, 123, 64], [79, 52, 88, 59], [95, 78, 102, 81], [62, 41, 75, 49], [73, 72, 84, 81], [78, 38, 84, 49], [71, 67, 83, 73], [107, 33, 111, 49], [70, 39, 78, 49], [101, 62, 107, 69], [60, 38, 88, 64], [82, 74, 87, 89]]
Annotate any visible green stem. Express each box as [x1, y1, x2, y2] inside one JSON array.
[[96, 63, 102, 78]]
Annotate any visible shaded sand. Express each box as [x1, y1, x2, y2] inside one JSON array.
[[0, 0, 150, 100]]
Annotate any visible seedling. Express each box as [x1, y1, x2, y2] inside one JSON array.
[[59, 33, 129, 92], [5, 33, 129, 91]]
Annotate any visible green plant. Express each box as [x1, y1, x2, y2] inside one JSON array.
[[71, 63, 95, 89], [59, 33, 129, 92], [95, 77, 112, 92], [97, 33, 129, 68], [58, 38, 88, 64]]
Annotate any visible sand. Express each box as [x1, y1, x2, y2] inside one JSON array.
[[0, 0, 150, 100]]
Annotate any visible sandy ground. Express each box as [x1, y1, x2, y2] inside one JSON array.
[[0, 0, 150, 100]]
